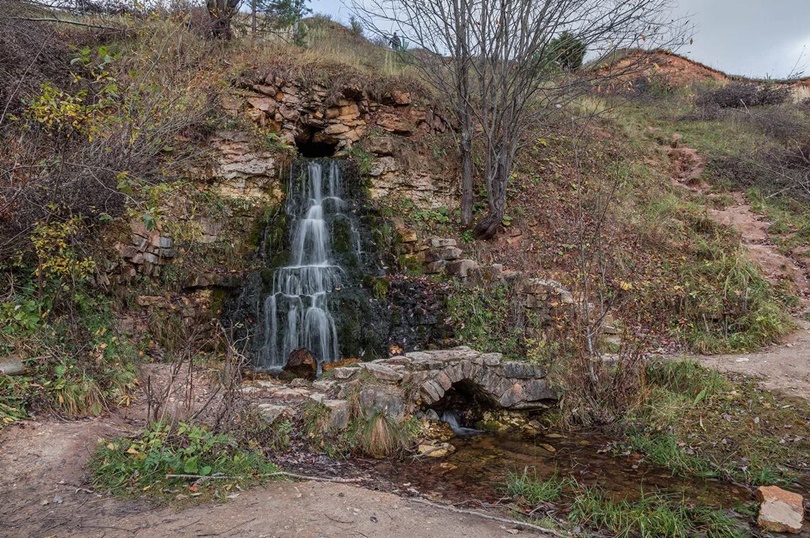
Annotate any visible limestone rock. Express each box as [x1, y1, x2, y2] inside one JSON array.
[[283, 348, 318, 381], [330, 366, 360, 380], [756, 486, 804, 534], [424, 260, 446, 274], [360, 362, 403, 382], [446, 259, 478, 279], [501, 362, 546, 379], [425, 246, 463, 262], [365, 136, 396, 156], [359, 385, 405, 420], [376, 112, 414, 134], [430, 238, 456, 248], [256, 403, 289, 424], [389, 90, 411, 105], [324, 399, 350, 431]]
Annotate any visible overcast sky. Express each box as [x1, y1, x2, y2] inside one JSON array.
[[308, 0, 810, 79]]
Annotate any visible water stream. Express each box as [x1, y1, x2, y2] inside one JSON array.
[[258, 160, 357, 371], [379, 429, 752, 509]]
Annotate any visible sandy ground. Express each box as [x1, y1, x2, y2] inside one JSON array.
[[0, 414, 550, 538], [687, 319, 810, 401]]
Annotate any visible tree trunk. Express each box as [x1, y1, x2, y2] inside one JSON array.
[[207, 0, 238, 40], [460, 130, 473, 226], [473, 141, 514, 240]]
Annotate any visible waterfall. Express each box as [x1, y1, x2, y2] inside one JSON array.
[[441, 410, 483, 437], [259, 160, 351, 371]]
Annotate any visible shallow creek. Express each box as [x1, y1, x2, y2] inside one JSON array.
[[378, 429, 751, 508]]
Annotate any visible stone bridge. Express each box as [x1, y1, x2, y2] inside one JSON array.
[[244, 347, 556, 434], [330, 347, 555, 411]]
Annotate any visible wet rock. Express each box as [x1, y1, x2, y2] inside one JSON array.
[[756, 486, 804, 534], [417, 442, 455, 458], [283, 348, 318, 381]]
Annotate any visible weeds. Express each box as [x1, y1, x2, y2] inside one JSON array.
[[91, 421, 279, 500], [506, 469, 571, 504]]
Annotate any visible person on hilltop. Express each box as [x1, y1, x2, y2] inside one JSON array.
[[389, 31, 402, 50]]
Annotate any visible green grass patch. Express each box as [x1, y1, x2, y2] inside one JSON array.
[[91, 422, 279, 501], [624, 359, 810, 486], [569, 488, 746, 538]]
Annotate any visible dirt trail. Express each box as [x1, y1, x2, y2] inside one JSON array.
[[669, 141, 810, 398], [0, 413, 550, 538]]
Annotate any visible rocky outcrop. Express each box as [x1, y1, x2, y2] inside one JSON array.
[[113, 219, 177, 281], [230, 73, 457, 210], [209, 131, 283, 202], [756, 486, 804, 534]]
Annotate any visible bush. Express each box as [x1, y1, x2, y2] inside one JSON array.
[[696, 81, 791, 109], [91, 421, 279, 498]]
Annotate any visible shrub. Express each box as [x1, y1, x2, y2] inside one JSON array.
[[91, 421, 279, 498], [696, 82, 791, 109]]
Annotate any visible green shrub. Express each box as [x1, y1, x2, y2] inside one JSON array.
[[91, 422, 279, 499]]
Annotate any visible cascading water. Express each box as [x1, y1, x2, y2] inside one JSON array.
[[259, 160, 352, 371]]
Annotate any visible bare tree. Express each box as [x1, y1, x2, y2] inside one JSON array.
[[353, 0, 687, 238]]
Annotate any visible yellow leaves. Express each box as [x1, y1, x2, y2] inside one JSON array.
[[619, 280, 634, 291], [31, 218, 96, 285]]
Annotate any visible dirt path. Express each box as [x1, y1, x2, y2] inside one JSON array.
[[669, 140, 810, 398], [0, 414, 551, 538]]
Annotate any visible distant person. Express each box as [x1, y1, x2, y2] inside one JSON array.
[[389, 32, 402, 50]]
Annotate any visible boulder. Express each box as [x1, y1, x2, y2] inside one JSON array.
[[283, 348, 318, 381], [756, 486, 804, 534]]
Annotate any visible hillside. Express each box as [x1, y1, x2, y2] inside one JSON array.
[[1, 5, 809, 537]]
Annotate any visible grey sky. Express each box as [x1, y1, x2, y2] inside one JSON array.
[[309, 0, 810, 79]]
